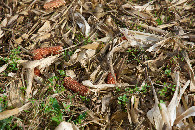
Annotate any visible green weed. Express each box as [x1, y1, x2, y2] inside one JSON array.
[[42, 97, 63, 125], [127, 47, 145, 63], [165, 69, 171, 76], [80, 95, 90, 102], [63, 50, 73, 61], [118, 94, 128, 106], [140, 83, 150, 93], [158, 83, 176, 97], [0, 95, 8, 112], [156, 18, 163, 25], [0, 117, 23, 129], [0, 47, 21, 72], [73, 112, 87, 124]]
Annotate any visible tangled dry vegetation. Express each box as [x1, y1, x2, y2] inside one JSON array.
[[0, 0, 194, 129]]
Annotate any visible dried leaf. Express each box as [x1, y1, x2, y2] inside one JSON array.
[[0, 102, 31, 120], [22, 55, 60, 69], [182, 51, 195, 92], [70, 48, 95, 67], [0, 108, 19, 120], [122, 3, 153, 20], [159, 103, 171, 129], [0, 18, 8, 27], [14, 37, 23, 45], [120, 28, 163, 48], [35, 33, 51, 42], [0, 18, 7, 38], [144, 53, 167, 72], [38, 21, 51, 32], [133, 2, 155, 11], [0, 64, 8, 73], [8, 80, 24, 108], [7, 15, 19, 26], [93, 4, 105, 19], [81, 42, 99, 50], [147, 37, 171, 52], [147, 100, 163, 130], [74, 12, 91, 37], [25, 68, 34, 99], [130, 96, 139, 124], [90, 65, 101, 82], [174, 106, 195, 125], [55, 121, 79, 130], [82, 80, 129, 90], [65, 70, 76, 79], [101, 94, 111, 113]]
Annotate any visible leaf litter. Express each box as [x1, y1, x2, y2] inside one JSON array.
[[0, 0, 194, 129]]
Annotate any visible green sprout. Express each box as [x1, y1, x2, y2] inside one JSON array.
[[118, 94, 128, 106], [0, 47, 21, 72]]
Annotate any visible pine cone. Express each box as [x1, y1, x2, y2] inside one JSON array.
[[106, 72, 116, 84], [43, 0, 65, 10], [32, 46, 63, 60], [34, 67, 41, 76], [63, 77, 89, 96]]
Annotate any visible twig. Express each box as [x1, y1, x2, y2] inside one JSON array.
[[1, 2, 12, 16], [27, 0, 38, 10]]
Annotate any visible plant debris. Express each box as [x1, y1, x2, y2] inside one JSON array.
[[0, 0, 194, 129]]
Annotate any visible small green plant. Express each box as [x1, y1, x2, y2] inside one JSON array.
[[0, 87, 5, 93], [134, 85, 140, 93], [165, 69, 171, 76], [0, 117, 12, 129], [158, 100, 165, 110], [156, 18, 163, 25], [127, 47, 145, 63], [20, 86, 27, 94], [48, 76, 58, 86], [0, 95, 8, 112], [83, 37, 93, 45], [0, 47, 21, 72], [118, 94, 128, 106], [80, 95, 90, 102], [57, 70, 66, 77], [158, 83, 176, 97], [0, 117, 20, 129], [42, 97, 63, 125], [63, 50, 73, 61], [116, 87, 121, 92], [156, 80, 160, 84], [125, 87, 134, 94], [55, 84, 65, 93], [140, 83, 150, 93], [62, 102, 71, 112], [73, 112, 87, 124], [133, 23, 143, 31]]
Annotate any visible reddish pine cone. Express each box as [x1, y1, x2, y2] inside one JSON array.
[[43, 0, 65, 10], [121, 36, 128, 40], [34, 67, 41, 76], [107, 72, 116, 84], [63, 77, 89, 96], [32, 46, 63, 60]]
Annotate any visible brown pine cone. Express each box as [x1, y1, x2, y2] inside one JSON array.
[[63, 77, 89, 96]]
